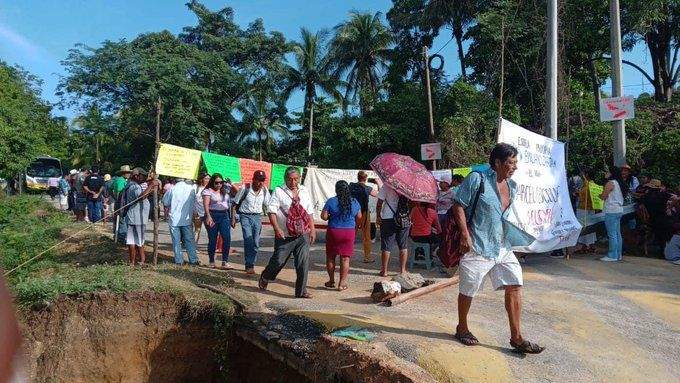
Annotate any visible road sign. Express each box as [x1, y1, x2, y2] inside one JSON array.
[[599, 96, 635, 121], [420, 142, 442, 161]]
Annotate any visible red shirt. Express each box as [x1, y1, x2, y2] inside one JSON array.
[[410, 205, 442, 237]]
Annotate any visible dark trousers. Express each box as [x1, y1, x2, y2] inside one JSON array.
[[261, 235, 310, 297]]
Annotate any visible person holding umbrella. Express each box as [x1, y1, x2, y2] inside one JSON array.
[[371, 153, 439, 277]]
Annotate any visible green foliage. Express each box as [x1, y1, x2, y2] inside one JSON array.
[[0, 196, 71, 275], [0, 63, 69, 178]]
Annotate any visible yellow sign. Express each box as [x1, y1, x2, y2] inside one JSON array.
[[588, 181, 604, 210], [155, 143, 202, 179], [452, 167, 472, 177]]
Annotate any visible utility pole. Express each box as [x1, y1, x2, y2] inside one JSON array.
[[423, 46, 437, 170], [610, 0, 626, 166], [546, 0, 558, 140], [153, 97, 161, 266]]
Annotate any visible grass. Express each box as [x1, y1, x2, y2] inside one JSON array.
[[1, 195, 239, 314]]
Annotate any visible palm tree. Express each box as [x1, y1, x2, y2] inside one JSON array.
[[284, 28, 343, 158], [421, 0, 476, 80], [236, 93, 290, 161], [329, 11, 392, 115]]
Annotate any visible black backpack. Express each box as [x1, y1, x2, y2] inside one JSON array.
[[349, 182, 369, 212], [387, 195, 411, 229]]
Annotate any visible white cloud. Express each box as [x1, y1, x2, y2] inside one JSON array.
[[0, 22, 45, 61]]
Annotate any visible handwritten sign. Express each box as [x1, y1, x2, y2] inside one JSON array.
[[497, 118, 582, 252], [431, 169, 452, 184], [202, 152, 242, 182], [588, 182, 604, 210], [600, 96, 635, 121], [270, 163, 303, 189], [420, 142, 442, 161], [452, 167, 472, 177], [238, 158, 272, 188], [155, 143, 202, 179]]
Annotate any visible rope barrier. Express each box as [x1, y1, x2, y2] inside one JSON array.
[[3, 193, 152, 277]]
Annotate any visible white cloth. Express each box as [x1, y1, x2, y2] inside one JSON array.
[[194, 185, 206, 217], [436, 189, 455, 215], [604, 180, 624, 214], [378, 184, 400, 220], [458, 248, 523, 297], [234, 185, 270, 214], [162, 181, 196, 227], [268, 185, 314, 235], [126, 224, 146, 246]]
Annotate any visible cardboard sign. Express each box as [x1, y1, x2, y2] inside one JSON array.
[[600, 96, 635, 121], [270, 163, 303, 189], [420, 142, 442, 161], [156, 143, 202, 179], [452, 167, 472, 178], [202, 152, 242, 182]]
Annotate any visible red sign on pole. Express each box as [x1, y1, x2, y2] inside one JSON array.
[[599, 96, 635, 121]]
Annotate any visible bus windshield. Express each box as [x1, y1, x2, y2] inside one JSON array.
[[27, 158, 62, 178]]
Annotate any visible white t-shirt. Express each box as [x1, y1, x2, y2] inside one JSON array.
[[268, 185, 314, 235], [378, 185, 401, 220], [604, 180, 624, 214], [234, 185, 270, 214]]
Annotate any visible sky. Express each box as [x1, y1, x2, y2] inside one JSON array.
[[0, 0, 656, 121]]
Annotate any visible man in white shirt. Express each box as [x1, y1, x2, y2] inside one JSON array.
[[259, 167, 316, 298], [376, 184, 410, 276], [162, 179, 199, 265], [231, 170, 271, 274]]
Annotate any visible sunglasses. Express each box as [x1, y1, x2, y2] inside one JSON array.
[[214, 181, 223, 185]]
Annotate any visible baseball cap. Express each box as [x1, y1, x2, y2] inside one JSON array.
[[253, 170, 266, 181], [131, 167, 148, 176]]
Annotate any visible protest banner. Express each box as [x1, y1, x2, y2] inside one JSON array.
[[270, 163, 303, 189], [303, 167, 378, 224], [588, 182, 604, 210], [431, 169, 452, 184], [156, 143, 202, 179], [600, 96, 635, 121], [238, 158, 272, 188], [452, 167, 472, 177], [497, 118, 582, 252], [202, 152, 242, 182]]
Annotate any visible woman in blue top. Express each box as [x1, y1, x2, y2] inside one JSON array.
[[321, 181, 362, 291]]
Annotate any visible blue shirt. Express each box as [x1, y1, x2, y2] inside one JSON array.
[[162, 181, 196, 227], [323, 197, 361, 229], [454, 167, 534, 259]]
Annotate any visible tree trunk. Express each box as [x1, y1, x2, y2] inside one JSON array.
[[95, 136, 100, 165], [307, 102, 314, 159], [587, 57, 601, 112], [258, 135, 263, 162], [453, 26, 466, 80], [646, 31, 673, 102]]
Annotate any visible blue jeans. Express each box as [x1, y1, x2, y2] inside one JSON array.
[[604, 213, 623, 260], [169, 225, 198, 265], [205, 210, 231, 264], [240, 214, 262, 269], [87, 200, 103, 223]]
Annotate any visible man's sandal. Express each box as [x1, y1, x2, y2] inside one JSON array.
[[510, 340, 545, 354], [454, 331, 479, 346], [324, 281, 335, 288], [258, 276, 268, 290]]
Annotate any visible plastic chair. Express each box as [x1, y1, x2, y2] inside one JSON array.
[[409, 240, 433, 270]]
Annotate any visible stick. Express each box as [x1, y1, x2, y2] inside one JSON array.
[[114, 215, 120, 242], [386, 276, 459, 307]]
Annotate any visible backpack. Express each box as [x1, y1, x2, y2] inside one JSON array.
[[386, 195, 411, 229], [280, 188, 311, 237], [349, 182, 369, 212], [235, 185, 269, 214]]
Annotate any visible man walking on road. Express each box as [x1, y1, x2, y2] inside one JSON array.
[[83, 166, 105, 223], [162, 178, 199, 265], [122, 168, 159, 266], [452, 143, 544, 354], [350, 171, 378, 263], [259, 167, 316, 298], [231, 170, 270, 274]]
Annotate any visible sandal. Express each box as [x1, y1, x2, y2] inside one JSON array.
[[378, 271, 388, 277], [454, 330, 479, 346], [258, 276, 268, 291], [510, 339, 545, 354], [324, 281, 335, 288], [338, 285, 348, 291], [296, 292, 312, 299]]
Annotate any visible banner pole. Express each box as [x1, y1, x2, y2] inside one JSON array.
[[153, 97, 161, 266]]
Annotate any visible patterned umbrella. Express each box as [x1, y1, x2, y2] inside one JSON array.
[[370, 153, 438, 203]]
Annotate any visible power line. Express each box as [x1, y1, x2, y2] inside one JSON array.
[[433, 36, 455, 56]]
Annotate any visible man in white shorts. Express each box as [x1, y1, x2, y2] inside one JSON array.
[[122, 168, 159, 266], [451, 143, 544, 354]]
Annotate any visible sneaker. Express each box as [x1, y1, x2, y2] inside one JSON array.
[[599, 256, 619, 262], [245, 267, 255, 274], [221, 262, 233, 270], [209, 262, 216, 268], [549, 250, 565, 259]]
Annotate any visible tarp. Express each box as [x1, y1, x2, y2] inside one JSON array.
[[270, 163, 303, 189], [156, 143, 202, 179], [588, 181, 605, 210], [497, 118, 582, 252], [452, 167, 472, 177], [303, 167, 379, 224], [202, 152, 242, 182], [238, 158, 272, 188]]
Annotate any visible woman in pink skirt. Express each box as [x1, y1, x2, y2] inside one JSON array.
[[321, 181, 362, 291]]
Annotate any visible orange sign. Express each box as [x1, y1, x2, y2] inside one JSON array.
[[238, 158, 272, 188]]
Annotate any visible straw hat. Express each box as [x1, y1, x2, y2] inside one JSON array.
[[117, 165, 132, 175], [647, 179, 662, 188]]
